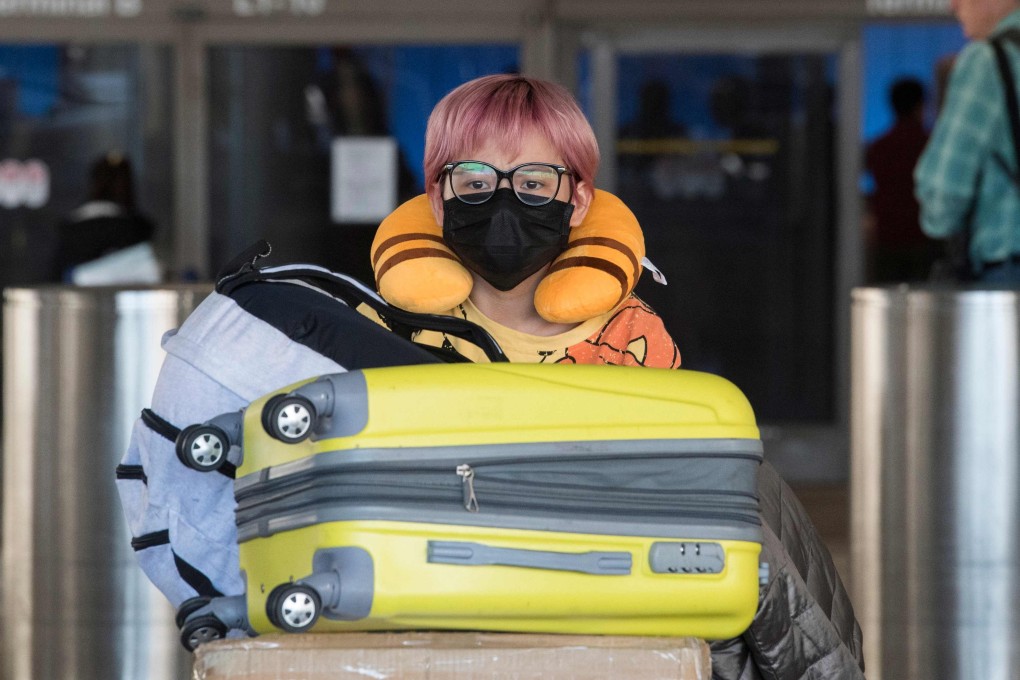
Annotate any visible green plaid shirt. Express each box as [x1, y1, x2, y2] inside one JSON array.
[[915, 10, 1020, 267]]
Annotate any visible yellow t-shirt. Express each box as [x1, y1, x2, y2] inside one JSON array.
[[360, 295, 681, 368]]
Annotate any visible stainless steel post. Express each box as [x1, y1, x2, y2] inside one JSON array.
[[2, 284, 210, 680], [851, 286, 1020, 680]]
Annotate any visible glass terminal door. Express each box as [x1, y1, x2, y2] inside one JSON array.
[[207, 44, 518, 284], [581, 30, 857, 479], [618, 52, 837, 422], [0, 44, 174, 286]]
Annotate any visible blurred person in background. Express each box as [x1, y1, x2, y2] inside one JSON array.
[[915, 0, 1020, 283], [865, 77, 938, 283], [53, 151, 160, 284]]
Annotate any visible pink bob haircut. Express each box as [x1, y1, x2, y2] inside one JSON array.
[[424, 74, 600, 204]]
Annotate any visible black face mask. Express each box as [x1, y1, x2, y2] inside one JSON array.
[[443, 188, 574, 292]]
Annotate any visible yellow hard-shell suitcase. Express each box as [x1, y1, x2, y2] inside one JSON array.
[[233, 363, 763, 640]]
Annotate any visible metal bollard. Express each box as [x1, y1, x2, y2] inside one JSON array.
[[851, 285, 1020, 680], [1, 284, 210, 680]]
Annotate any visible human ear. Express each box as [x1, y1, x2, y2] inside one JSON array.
[[569, 181, 594, 227]]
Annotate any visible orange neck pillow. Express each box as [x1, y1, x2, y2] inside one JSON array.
[[370, 189, 645, 324]]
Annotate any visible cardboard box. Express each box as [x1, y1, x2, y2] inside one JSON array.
[[192, 632, 711, 679]]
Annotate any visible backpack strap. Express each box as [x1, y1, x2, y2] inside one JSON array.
[[216, 255, 508, 363], [140, 407, 182, 442]]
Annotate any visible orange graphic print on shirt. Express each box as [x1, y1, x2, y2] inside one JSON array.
[[559, 297, 681, 368]]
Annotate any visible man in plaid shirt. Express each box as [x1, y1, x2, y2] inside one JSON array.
[[915, 0, 1020, 283]]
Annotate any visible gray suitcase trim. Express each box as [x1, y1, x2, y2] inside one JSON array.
[[234, 439, 763, 545], [311, 547, 374, 620], [427, 541, 633, 575], [234, 437, 764, 492], [239, 506, 761, 543]]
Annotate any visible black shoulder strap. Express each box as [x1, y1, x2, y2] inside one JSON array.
[[216, 254, 508, 363], [991, 33, 1020, 190]]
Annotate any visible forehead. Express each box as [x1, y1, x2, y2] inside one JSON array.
[[461, 129, 565, 169]]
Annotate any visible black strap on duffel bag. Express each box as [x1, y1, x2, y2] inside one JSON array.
[[214, 240, 508, 365]]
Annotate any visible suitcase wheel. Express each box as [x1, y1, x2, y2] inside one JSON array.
[[262, 394, 317, 444], [175, 595, 212, 629], [266, 583, 322, 633], [180, 614, 227, 652], [176, 424, 230, 472]]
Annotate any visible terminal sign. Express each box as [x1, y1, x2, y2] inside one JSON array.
[[0, 0, 140, 16], [233, 0, 323, 16], [867, 0, 951, 15]]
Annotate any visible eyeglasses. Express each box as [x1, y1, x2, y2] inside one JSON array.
[[443, 160, 572, 207]]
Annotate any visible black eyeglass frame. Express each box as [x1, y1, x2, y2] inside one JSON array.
[[442, 160, 574, 206]]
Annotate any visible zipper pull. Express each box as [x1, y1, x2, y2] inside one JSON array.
[[456, 464, 479, 512]]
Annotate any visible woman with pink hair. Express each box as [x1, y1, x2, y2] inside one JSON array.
[[370, 74, 681, 368]]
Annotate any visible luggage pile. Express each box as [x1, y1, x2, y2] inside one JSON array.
[[174, 363, 764, 650], [116, 247, 765, 652]]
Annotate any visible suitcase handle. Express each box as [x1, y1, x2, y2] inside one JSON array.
[[427, 541, 632, 576]]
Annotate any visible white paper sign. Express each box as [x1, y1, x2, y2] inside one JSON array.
[[0, 158, 50, 209], [331, 136, 398, 224]]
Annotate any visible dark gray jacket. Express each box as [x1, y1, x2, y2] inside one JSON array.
[[710, 461, 866, 680]]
